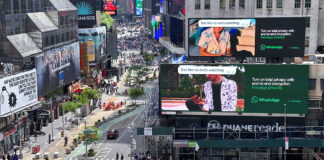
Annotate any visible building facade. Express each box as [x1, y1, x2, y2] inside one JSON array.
[[185, 0, 324, 56]]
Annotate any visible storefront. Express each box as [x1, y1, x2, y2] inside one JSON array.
[[0, 127, 17, 153]]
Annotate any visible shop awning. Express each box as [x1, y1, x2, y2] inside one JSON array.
[[27, 12, 58, 32], [0, 101, 42, 118], [7, 33, 42, 57]]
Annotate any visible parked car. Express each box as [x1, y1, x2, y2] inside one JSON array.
[[107, 129, 119, 139]]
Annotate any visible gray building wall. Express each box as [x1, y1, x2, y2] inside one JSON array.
[[185, 0, 323, 56]]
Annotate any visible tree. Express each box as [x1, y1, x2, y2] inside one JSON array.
[[100, 12, 115, 31], [82, 88, 101, 100], [128, 88, 144, 105]]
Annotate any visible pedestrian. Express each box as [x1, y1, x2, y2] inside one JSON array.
[[121, 154, 124, 160], [2, 153, 5, 160], [6, 154, 10, 160], [48, 134, 51, 144], [64, 136, 68, 146], [116, 152, 119, 160], [12, 154, 17, 160], [134, 153, 138, 160]]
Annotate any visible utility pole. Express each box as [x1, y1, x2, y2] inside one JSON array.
[[284, 103, 287, 160], [85, 121, 88, 159], [51, 100, 54, 142]]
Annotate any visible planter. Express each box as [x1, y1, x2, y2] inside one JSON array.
[[66, 148, 71, 154], [70, 145, 74, 151]]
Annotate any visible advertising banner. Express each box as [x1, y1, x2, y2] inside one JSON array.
[[0, 69, 38, 116], [70, 0, 96, 27], [136, 0, 143, 15], [78, 26, 107, 64], [36, 43, 81, 97], [160, 64, 309, 115], [103, 0, 117, 15], [188, 18, 305, 57]]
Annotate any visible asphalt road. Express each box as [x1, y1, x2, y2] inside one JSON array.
[[93, 105, 145, 160]]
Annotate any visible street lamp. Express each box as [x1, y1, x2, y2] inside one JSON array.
[[284, 103, 287, 160], [45, 99, 54, 142]]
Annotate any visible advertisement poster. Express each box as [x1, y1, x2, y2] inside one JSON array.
[[36, 43, 81, 97], [70, 0, 96, 27], [103, 0, 117, 15], [160, 64, 309, 115], [78, 26, 107, 64], [188, 18, 305, 57], [136, 0, 143, 15], [0, 69, 38, 116]]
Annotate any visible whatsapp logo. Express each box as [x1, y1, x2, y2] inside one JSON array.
[[260, 44, 267, 50], [251, 96, 259, 103]]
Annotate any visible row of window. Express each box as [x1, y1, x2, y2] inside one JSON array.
[[44, 31, 76, 47], [194, 0, 311, 10], [308, 79, 324, 90], [5, 0, 45, 14], [257, 0, 311, 9]]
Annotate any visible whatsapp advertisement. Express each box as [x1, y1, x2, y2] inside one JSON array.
[[160, 64, 309, 115], [188, 17, 305, 57]]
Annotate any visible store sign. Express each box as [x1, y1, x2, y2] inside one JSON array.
[[136, 0, 143, 15], [70, 0, 96, 27], [68, 82, 81, 94], [0, 69, 38, 116], [207, 120, 285, 132], [3, 127, 17, 139]]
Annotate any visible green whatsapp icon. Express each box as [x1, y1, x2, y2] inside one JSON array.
[[260, 44, 267, 50]]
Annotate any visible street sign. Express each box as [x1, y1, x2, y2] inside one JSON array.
[[144, 128, 152, 136]]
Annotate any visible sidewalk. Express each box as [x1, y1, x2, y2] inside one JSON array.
[[21, 73, 131, 160]]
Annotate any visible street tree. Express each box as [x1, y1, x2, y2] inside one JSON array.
[[128, 88, 144, 105]]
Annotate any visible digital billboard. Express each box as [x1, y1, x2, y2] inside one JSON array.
[[103, 0, 117, 15], [36, 43, 81, 97], [160, 64, 309, 115], [136, 0, 143, 15], [70, 0, 96, 27], [78, 26, 107, 65], [188, 18, 306, 57]]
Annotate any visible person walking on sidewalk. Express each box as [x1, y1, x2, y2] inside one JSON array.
[[116, 152, 119, 160], [64, 137, 68, 146], [2, 153, 5, 160], [121, 154, 124, 160]]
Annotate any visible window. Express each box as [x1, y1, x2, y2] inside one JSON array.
[[5, 0, 11, 14], [320, 79, 324, 90], [276, 0, 282, 8], [45, 36, 49, 46], [21, 0, 26, 13], [66, 32, 70, 41], [267, 0, 272, 8], [309, 79, 316, 90], [306, 17, 310, 28], [71, 31, 75, 40], [308, 100, 321, 108], [295, 0, 301, 8], [13, 0, 19, 13], [195, 0, 200, 9], [305, 36, 309, 47], [239, 0, 245, 8], [229, 0, 235, 9], [50, 35, 54, 45], [28, 0, 33, 12], [204, 0, 210, 9], [56, 35, 60, 44], [220, 0, 226, 9], [60, 16, 64, 25], [61, 33, 65, 42], [257, 0, 263, 8], [305, 0, 311, 8]]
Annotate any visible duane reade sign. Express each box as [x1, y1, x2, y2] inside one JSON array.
[[207, 120, 285, 132], [0, 69, 38, 116]]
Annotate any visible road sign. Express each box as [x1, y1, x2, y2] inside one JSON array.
[[285, 137, 289, 150], [144, 128, 152, 136]]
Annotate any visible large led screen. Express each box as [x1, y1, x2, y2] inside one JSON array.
[[188, 18, 306, 57], [160, 64, 309, 114], [136, 0, 143, 15]]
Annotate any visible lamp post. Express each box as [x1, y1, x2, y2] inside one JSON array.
[[84, 121, 88, 159], [284, 103, 287, 160], [50, 100, 53, 142]]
